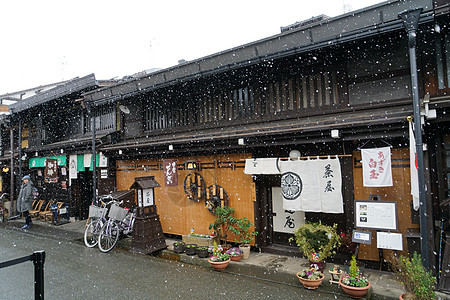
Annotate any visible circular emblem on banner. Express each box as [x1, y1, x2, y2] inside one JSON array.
[[281, 172, 302, 200]]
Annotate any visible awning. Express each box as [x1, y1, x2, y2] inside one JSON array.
[[29, 155, 66, 168], [29, 153, 105, 170]]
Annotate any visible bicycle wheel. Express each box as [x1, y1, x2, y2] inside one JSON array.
[[98, 221, 120, 253], [84, 218, 103, 248]]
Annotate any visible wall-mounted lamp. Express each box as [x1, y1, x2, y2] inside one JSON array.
[[168, 145, 174, 151], [35, 152, 38, 157], [238, 138, 245, 145], [185, 160, 198, 170], [289, 150, 301, 160], [118, 150, 123, 155], [331, 129, 340, 139], [60, 149, 64, 154]]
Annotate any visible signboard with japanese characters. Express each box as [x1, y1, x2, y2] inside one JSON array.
[[361, 147, 393, 187], [355, 201, 398, 231], [45, 158, 58, 183], [142, 188, 154, 207], [163, 160, 178, 186]]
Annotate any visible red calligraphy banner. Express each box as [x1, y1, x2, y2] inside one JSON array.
[[361, 147, 393, 187], [163, 160, 178, 186]]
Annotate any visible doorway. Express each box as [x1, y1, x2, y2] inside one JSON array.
[[271, 187, 305, 244], [71, 170, 93, 220]]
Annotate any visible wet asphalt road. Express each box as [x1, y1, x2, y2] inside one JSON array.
[[0, 227, 347, 300]]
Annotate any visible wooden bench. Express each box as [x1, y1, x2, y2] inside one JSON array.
[[29, 200, 44, 218], [38, 201, 54, 221]]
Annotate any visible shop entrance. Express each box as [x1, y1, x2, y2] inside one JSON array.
[[271, 187, 305, 244], [71, 171, 93, 220]]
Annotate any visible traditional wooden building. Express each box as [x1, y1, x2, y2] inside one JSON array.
[[3, 0, 448, 281], [7, 74, 118, 219], [82, 0, 449, 273]]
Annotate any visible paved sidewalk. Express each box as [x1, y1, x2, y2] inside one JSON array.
[[2, 219, 449, 299]]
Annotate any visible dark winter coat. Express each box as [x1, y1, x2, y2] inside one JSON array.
[[17, 180, 34, 213]]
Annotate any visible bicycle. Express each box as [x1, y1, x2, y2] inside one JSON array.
[[83, 196, 118, 248], [98, 203, 136, 253]]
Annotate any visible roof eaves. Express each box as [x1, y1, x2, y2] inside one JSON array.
[[84, 0, 434, 106], [9, 73, 98, 114]]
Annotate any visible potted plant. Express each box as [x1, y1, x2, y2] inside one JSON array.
[[197, 246, 209, 258], [173, 241, 186, 253], [289, 222, 341, 271], [229, 216, 258, 260], [296, 267, 324, 290], [226, 247, 243, 262], [185, 244, 197, 256], [208, 241, 230, 271], [339, 255, 371, 299], [208, 206, 235, 250], [391, 252, 436, 300]]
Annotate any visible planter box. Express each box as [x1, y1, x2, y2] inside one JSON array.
[[182, 235, 218, 247]]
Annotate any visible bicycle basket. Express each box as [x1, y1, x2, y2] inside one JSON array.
[[108, 204, 127, 221], [88, 205, 105, 218]]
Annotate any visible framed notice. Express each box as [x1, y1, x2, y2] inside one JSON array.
[[377, 232, 403, 250], [355, 201, 398, 231]]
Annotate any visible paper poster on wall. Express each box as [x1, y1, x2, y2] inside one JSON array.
[[377, 232, 403, 250], [355, 201, 398, 231], [100, 169, 108, 179]]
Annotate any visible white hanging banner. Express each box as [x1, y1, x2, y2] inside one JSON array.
[[320, 158, 344, 213], [409, 122, 419, 211], [361, 147, 393, 187], [83, 154, 92, 168], [69, 155, 77, 185], [280, 158, 343, 213], [244, 158, 280, 174], [99, 153, 108, 168]]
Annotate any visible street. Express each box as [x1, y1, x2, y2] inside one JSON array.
[[0, 227, 347, 299]]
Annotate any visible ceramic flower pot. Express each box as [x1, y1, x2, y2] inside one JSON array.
[[296, 272, 324, 290], [208, 258, 230, 271], [173, 243, 185, 253], [230, 254, 243, 262], [339, 278, 371, 299], [197, 248, 209, 258], [185, 244, 197, 255]]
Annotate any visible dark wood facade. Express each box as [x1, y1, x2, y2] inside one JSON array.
[[82, 0, 449, 270], [1, 0, 448, 277]]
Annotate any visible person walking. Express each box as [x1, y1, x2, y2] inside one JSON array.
[[17, 175, 34, 230]]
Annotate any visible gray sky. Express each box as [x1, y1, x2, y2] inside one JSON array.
[[0, 0, 384, 95]]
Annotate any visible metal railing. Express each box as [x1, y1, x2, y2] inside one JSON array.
[[0, 250, 45, 300]]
